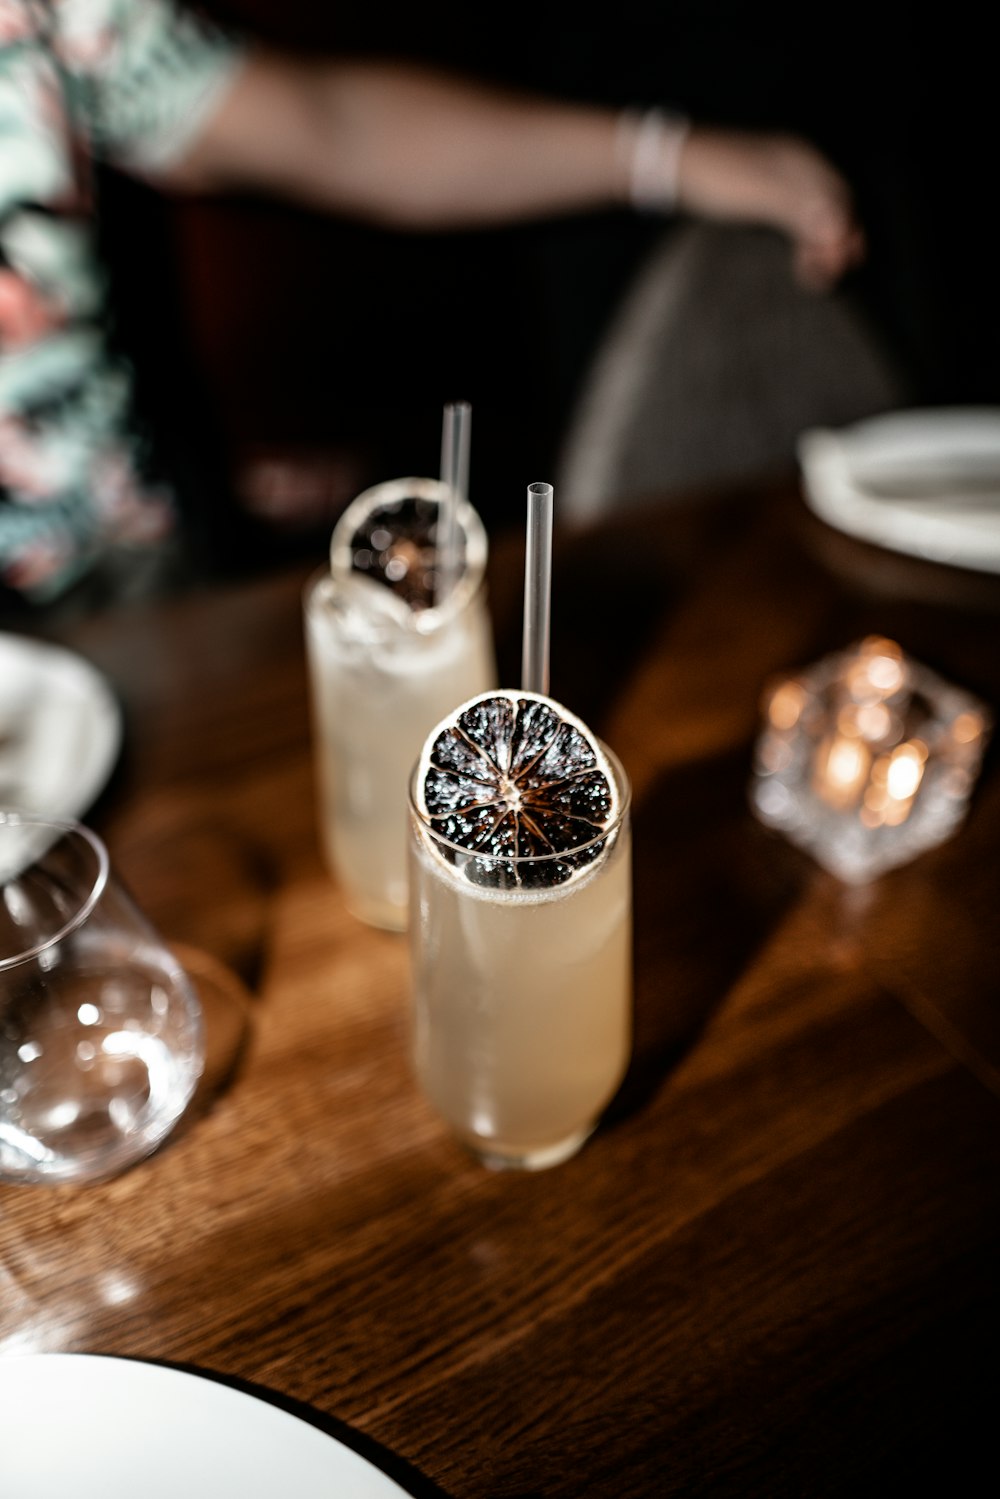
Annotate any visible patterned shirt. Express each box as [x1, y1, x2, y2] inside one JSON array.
[[0, 0, 243, 599]]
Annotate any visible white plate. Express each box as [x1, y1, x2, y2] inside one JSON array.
[[0, 1354, 410, 1498], [0, 634, 121, 819], [798, 407, 1000, 572]]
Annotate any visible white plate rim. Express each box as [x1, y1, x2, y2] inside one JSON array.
[[831, 405, 1000, 468], [0, 632, 122, 820], [0, 1353, 411, 1497], [797, 406, 1000, 572]]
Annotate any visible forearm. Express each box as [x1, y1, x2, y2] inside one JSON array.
[[159, 52, 864, 286], [163, 53, 630, 227]]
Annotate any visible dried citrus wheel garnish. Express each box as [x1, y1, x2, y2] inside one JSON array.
[[330, 476, 487, 615], [414, 690, 619, 889]]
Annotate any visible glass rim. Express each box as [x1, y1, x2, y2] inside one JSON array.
[[329, 476, 488, 564], [304, 560, 489, 637], [306, 476, 490, 634], [407, 740, 631, 865], [0, 811, 110, 972]]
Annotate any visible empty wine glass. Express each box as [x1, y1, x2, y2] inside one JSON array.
[[0, 811, 204, 1185]]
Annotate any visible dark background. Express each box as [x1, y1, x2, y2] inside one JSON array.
[[98, 4, 997, 575]]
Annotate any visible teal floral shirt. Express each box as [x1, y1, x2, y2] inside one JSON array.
[[0, 0, 243, 599]]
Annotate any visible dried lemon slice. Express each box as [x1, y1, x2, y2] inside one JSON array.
[[414, 690, 620, 889], [330, 476, 487, 621]]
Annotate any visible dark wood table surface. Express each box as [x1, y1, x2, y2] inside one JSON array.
[[2, 480, 999, 1496]]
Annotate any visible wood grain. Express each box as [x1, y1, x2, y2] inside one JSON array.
[[2, 484, 998, 1496]]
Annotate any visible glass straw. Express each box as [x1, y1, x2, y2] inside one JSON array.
[[521, 482, 553, 696], [436, 400, 471, 606]]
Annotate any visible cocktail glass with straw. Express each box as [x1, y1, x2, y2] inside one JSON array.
[[407, 483, 634, 1170], [303, 402, 497, 931]]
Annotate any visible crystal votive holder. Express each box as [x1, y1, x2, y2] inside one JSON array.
[[750, 635, 992, 883]]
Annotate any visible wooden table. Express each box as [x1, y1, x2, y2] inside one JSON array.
[[3, 481, 999, 1496]]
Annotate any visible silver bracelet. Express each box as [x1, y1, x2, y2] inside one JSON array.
[[616, 107, 691, 213]]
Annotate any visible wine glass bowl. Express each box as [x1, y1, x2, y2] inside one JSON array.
[[0, 812, 204, 1185]]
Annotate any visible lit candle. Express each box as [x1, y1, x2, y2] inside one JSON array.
[[814, 729, 871, 810]]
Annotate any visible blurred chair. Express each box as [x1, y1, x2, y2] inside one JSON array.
[[555, 222, 906, 523]]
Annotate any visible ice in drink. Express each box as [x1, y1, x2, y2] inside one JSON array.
[[408, 690, 633, 1168], [304, 478, 496, 931]]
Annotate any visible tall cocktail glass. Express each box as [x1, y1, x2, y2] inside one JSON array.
[[407, 692, 633, 1169], [304, 477, 496, 931]]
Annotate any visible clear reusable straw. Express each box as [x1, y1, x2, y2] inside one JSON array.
[[436, 400, 471, 606], [521, 482, 553, 696]]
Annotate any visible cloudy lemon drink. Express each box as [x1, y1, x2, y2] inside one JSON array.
[[305, 470, 495, 931], [407, 484, 633, 1168], [409, 691, 632, 1167]]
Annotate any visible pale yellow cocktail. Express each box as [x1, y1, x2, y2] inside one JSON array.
[[304, 478, 496, 931], [408, 690, 633, 1168]]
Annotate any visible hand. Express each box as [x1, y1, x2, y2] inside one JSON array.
[[676, 128, 866, 291]]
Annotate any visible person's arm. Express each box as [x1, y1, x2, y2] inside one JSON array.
[[160, 54, 624, 226], [159, 52, 864, 289]]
